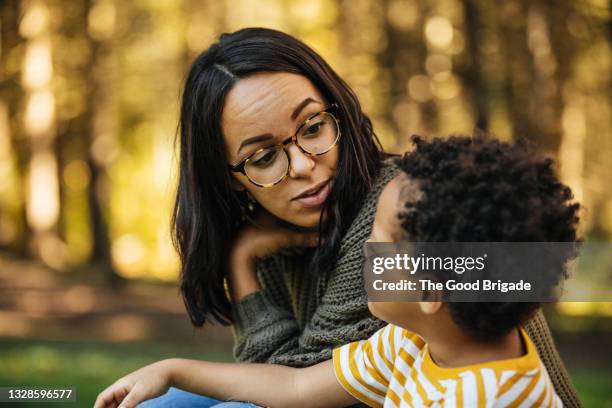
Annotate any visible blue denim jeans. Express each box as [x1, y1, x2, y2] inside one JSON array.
[[138, 387, 260, 407]]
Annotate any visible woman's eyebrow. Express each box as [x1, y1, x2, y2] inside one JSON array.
[[237, 133, 274, 155], [291, 97, 320, 120], [236, 97, 322, 156]]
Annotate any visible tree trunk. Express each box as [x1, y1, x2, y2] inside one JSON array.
[[499, 0, 537, 141], [0, 1, 31, 255], [84, 0, 122, 286], [54, 0, 121, 284], [461, 0, 489, 130]]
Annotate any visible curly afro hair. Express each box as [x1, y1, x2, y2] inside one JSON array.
[[397, 134, 581, 341]]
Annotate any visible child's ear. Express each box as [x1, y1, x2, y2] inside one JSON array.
[[418, 301, 442, 315]]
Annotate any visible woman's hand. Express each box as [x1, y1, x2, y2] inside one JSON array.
[[229, 210, 318, 302], [94, 359, 175, 408]]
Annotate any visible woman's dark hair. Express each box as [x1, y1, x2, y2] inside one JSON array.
[[173, 28, 383, 326], [397, 134, 581, 340]]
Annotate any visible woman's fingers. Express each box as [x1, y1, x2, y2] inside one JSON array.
[[299, 231, 319, 247], [250, 210, 319, 247], [280, 230, 318, 248]]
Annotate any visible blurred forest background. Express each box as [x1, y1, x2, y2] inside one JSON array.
[[0, 0, 611, 406]]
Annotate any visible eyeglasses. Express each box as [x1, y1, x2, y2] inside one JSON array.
[[229, 103, 341, 188]]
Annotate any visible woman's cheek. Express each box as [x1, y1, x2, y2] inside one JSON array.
[[255, 193, 294, 221]]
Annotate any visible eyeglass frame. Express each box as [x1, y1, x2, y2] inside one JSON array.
[[228, 103, 341, 188]]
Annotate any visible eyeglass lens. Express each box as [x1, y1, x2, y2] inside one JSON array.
[[244, 112, 339, 186]]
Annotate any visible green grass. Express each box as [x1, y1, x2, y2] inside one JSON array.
[[0, 337, 233, 407], [1, 337, 611, 407]]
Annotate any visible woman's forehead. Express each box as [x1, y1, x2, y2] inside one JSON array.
[[223, 72, 322, 126], [221, 72, 324, 156]]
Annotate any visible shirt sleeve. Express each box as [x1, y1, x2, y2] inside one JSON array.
[[232, 256, 301, 363], [523, 309, 582, 408], [332, 324, 403, 408]]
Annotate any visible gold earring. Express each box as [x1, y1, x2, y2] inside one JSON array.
[[240, 191, 256, 222], [246, 191, 256, 212]]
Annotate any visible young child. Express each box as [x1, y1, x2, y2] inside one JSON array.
[[95, 135, 579, 408]]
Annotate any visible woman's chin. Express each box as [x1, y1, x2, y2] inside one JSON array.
[[285, 209, 323, 229], [270, 200, 327, 229], [292, 217, 320, 230]]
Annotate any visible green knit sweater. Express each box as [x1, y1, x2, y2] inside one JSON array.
[[231, 157, 581, 407]]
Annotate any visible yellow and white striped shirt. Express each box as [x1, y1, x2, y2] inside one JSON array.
[[333, 324, 561, 407]]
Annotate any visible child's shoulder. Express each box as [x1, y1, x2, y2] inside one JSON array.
[[418, 328, 559, 406], [381, 323, 427, 353], [487, 330, 561, 405]]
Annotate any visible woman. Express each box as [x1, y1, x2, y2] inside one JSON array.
[[130, 28, 579, 407]]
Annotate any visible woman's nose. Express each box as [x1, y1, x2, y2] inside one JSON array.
[[287, 144, 315, 178]]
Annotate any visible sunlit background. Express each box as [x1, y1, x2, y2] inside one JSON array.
[[1, 0, 611, 406]]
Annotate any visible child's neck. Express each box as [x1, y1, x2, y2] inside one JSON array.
[[425, 327, 524, 368]]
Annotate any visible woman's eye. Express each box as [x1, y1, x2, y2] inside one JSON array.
[[304, 122, 322, 136], [251, 149, 278, 166]]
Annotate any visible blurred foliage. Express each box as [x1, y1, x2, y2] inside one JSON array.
[[0, 1, 610, 294]]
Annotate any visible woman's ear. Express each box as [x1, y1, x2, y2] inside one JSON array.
[[230, 177, 246, 192]]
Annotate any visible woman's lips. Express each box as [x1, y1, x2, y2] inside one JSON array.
[[293, 180, 331, 208]]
